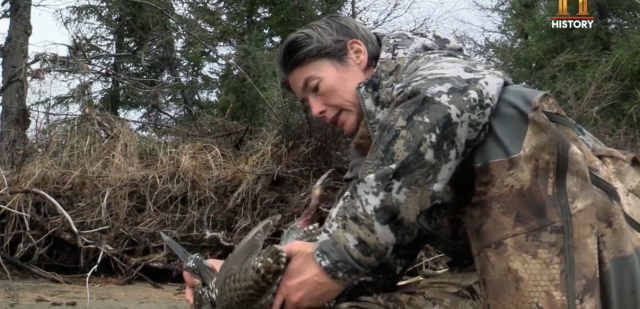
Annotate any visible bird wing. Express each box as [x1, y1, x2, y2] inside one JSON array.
[[214, 214, 281, 289]]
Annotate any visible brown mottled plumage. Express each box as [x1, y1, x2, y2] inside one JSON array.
[[164, 170, 330, 309]]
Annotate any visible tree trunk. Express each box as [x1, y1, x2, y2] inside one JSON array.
[[0, 0, 32, 169], [105, 20, 124, 116]]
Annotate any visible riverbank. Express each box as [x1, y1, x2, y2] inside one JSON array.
[[0, 278, 187, 309]]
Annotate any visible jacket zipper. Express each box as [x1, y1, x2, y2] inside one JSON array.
[[551, 125, 577, 309], [356, 86, 373, 137]]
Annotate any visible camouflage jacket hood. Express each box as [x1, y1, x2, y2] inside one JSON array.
[[356, 31, 474, 140], [342, 32, 502, 180]]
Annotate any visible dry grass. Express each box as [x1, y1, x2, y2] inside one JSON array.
[[0, 112, 352, 276]]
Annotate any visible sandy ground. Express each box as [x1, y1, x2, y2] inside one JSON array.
[[0, 278, 189, 309]]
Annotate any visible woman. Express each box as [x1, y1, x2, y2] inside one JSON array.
[[185, 14, 640, 309]]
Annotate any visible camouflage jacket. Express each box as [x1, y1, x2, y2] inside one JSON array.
[[314, 31, 640, 308], [314, 30, 509, 282]]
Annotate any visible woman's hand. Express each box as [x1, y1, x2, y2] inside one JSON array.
[[183, 259, 224, 308], [270, 241, 344, 309]]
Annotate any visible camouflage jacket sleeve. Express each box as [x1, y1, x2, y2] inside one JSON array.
[[313, 47, 509, 286]]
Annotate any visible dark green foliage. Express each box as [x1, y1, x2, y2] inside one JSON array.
[[469, 0, 640, 144], [60, 0, 188, 115], [199, 0, 348, 126], [51, 0, 347, 133]]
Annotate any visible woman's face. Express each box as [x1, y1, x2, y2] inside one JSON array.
[[287, 40, 373, 136]]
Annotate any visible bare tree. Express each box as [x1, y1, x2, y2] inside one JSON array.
[[347, 0, 454, 33], [0, 0, 33, 169]]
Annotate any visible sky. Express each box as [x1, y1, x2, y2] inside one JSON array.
[[0, 0, 70, 54], [0, 0, 85, 134], [0, 0, 494, 134]]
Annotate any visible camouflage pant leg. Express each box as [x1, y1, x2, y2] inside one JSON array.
[[333, 272, 483, 309]]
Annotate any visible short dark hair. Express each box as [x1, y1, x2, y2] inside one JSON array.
[[275, 14, 380, 91]]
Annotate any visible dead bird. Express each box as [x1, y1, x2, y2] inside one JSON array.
[[161, 215, 285, 309], [280, 169, 333, 245], [160, 169, 333, 309]]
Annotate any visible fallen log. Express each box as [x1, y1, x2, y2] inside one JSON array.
[[0, 251, 67, 284]]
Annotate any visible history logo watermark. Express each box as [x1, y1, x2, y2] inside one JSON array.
[[552, 0, 594, 29]]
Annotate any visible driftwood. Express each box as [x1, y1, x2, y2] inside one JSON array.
[[0, 188, 169, 288], [29, 205, 163, 289], [0, 250, 67, 284]]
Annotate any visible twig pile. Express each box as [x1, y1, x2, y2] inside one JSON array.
[[0, 112, 352, 284]]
